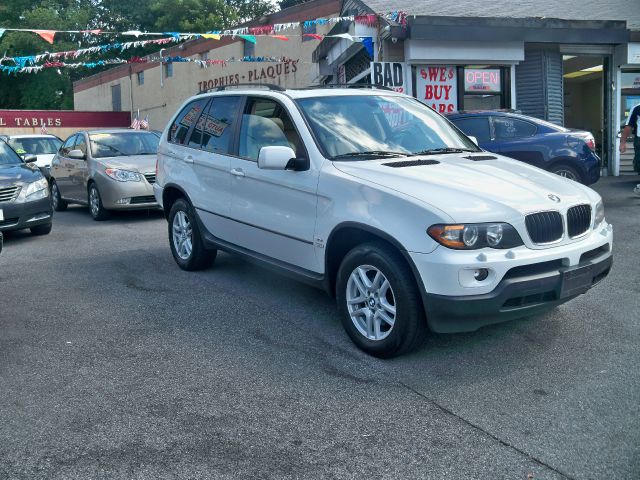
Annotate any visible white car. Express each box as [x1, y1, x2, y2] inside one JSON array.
[[5, 134, 63, 169], [154, 86, 613, 358]]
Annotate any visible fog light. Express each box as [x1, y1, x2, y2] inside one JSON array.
[[115, 197, 131, 205], [474, 268, 489, 281]]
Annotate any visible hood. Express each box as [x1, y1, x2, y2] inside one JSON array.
[[0, 163, 44, 188], [332, 153, 599, 223], [97, 154, 157, 173]]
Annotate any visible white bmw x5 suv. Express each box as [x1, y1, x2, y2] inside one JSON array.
[[154, 85, 613, 358]]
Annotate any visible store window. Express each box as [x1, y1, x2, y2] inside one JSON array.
[[137, 71, 144, 86], [413, 65, 510, 112], [164, 63, 173, 78]]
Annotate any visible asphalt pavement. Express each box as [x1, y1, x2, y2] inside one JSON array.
[[0, 176, 638, 479]]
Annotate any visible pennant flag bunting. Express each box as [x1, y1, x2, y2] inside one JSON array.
[[202, 33, 221, 40], [0, 29, 6, 38], [238, 34, 256, 44], [271, 35, 289, 41], [303, 33, 324, 41], [35, 30, 56, 44]]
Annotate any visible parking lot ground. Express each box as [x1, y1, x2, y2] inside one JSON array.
[[0, 176, 639, 479]]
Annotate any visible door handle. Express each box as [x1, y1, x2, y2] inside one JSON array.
[[184, 155, 194, 164], [230, 168, 245, 177]]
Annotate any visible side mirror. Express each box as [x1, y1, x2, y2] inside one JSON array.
[[467, 136, 479, 146], [257, 146, 296, 170], [68, 149, 85, 160], [23, 154, 38, 163]]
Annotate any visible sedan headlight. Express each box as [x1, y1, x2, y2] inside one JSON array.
[[593, 201, 605, 228], [17, 177, 49, 202], [428, 223, 524, 250], [105, 168, 142, 182]]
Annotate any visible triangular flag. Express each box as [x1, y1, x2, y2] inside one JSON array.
[[202, 33, 221, 40], [271, 35, 289, 41], [331, 33, 354, 41], [0, 29, 6, 39], [34, 30, 56, 44], [238, 34, 256, 44], [303, 33, 324, 41], [122, 30, 143, 37], [81, 29, 102, 35]]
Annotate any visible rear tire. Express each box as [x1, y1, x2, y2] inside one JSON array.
[[550, 164, 582, 183], [336, 241, 427, 358], [168, 198, 216, 271], [30, 223, 52, 236], [50, 181, 67, 212], [88, 183, 110, 221]]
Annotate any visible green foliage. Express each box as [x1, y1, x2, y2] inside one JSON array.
[[278, 0, 310, 10]]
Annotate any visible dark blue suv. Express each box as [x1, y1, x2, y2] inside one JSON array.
[[447, 111, 601, 185]]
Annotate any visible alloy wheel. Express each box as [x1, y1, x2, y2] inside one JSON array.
[[89, 187, 100, 217], [51, 184, 59, 209], [554, 169, 578, 181], [346, 265, 397, 341], [172, 211, 193, 260]]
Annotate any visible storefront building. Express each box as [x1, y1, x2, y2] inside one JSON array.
[[73, 0, 340, 133], [313, 0, 640, 176]]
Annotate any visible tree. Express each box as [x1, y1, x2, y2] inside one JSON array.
[[278, 0, 310, 10]]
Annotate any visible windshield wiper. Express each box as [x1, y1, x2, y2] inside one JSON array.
[[412, 147, 477, 155], [330, 151, 410, 160]]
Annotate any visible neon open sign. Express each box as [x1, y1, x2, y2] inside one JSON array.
[[464, 69, 501, 93]]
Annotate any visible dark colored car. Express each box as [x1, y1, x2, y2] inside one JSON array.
[[447, 111, 600, 185], [0, 140, 53, 236]]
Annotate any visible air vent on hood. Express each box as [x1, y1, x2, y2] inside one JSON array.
[[464, 155, 497, 161], [383, 159, 440, 168]]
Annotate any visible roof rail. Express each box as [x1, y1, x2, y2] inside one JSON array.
[[304, 83, 394, 91], [198, 83, 285, 94]]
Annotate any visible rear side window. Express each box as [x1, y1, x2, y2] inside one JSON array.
[[452, 117, 491, 142], [201, 96, 242, 154], [493, 117, 537, 139], [169, 98, 209, 145]]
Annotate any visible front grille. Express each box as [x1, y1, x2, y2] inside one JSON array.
[[144, 173, 156, 184], [567, 204, 591, 238], [0, 186, 20, 203], [525, 211, 563, 244], [130, 195, 156, 205]]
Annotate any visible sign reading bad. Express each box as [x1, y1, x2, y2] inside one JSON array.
[[370, 62, 406, 93]]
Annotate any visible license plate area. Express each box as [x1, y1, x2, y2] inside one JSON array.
[[560, 265, 593, 298]]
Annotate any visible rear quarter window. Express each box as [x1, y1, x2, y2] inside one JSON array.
[[169, 98, 210, 145]]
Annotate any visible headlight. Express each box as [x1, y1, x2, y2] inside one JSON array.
[[427, 223, 524, 250], [17, 177, 49, 202], [105, 168, 142, 182], [593, 201, 605, 228]]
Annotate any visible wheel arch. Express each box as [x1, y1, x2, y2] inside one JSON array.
[[161, 183, 193, 220], [324, 222, 427, 302], [547, 157, 585, 182]]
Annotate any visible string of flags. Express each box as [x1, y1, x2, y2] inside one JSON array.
[[0, 10, 406, 75], [0, 11, 405, 45]]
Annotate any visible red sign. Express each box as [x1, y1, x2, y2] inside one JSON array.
[[464, 69, 501, 93], [0, 110, 131, 129], [416, 66, 457, 113]]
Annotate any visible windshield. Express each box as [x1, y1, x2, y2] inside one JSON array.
[[8, 137, 62, 155], [89, 132, 159, 158], [0, 141, 23, 166], [296, 95, 479, 160]]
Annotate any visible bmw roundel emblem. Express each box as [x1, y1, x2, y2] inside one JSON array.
[[548, 194, 561, 203]]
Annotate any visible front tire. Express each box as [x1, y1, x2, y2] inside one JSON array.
[[50, 181, 67, 212], [168, 198, 216, 271], [30, 223, 52, 236], [336, 241, 427, 358], [88, 183, 110, 221]]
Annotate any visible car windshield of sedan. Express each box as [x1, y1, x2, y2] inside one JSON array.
[[8, 137, 63, 155], [0, 141, 23, 165], [89, 132, 159, 158], [296, 95, 480, 160]]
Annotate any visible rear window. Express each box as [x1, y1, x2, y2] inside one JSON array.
[[169, 98, 210, 145], [494, 117, 537, 139]]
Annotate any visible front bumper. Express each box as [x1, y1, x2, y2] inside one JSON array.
[[424, 247, 612, 333], [0, 196, 52, 232], [95, 174, 158, 210], [409, 222, 613, 333]]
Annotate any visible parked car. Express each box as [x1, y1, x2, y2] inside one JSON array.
[[4, 134, 63, 170], [154, 86, 612, 358], [446, 111, 600, 184], [49, 129, 160, 220], [0, 231, 3, 253], [0, 140, 52, 236]]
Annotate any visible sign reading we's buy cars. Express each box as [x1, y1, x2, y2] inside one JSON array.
[[416, 66, 457, 113]]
